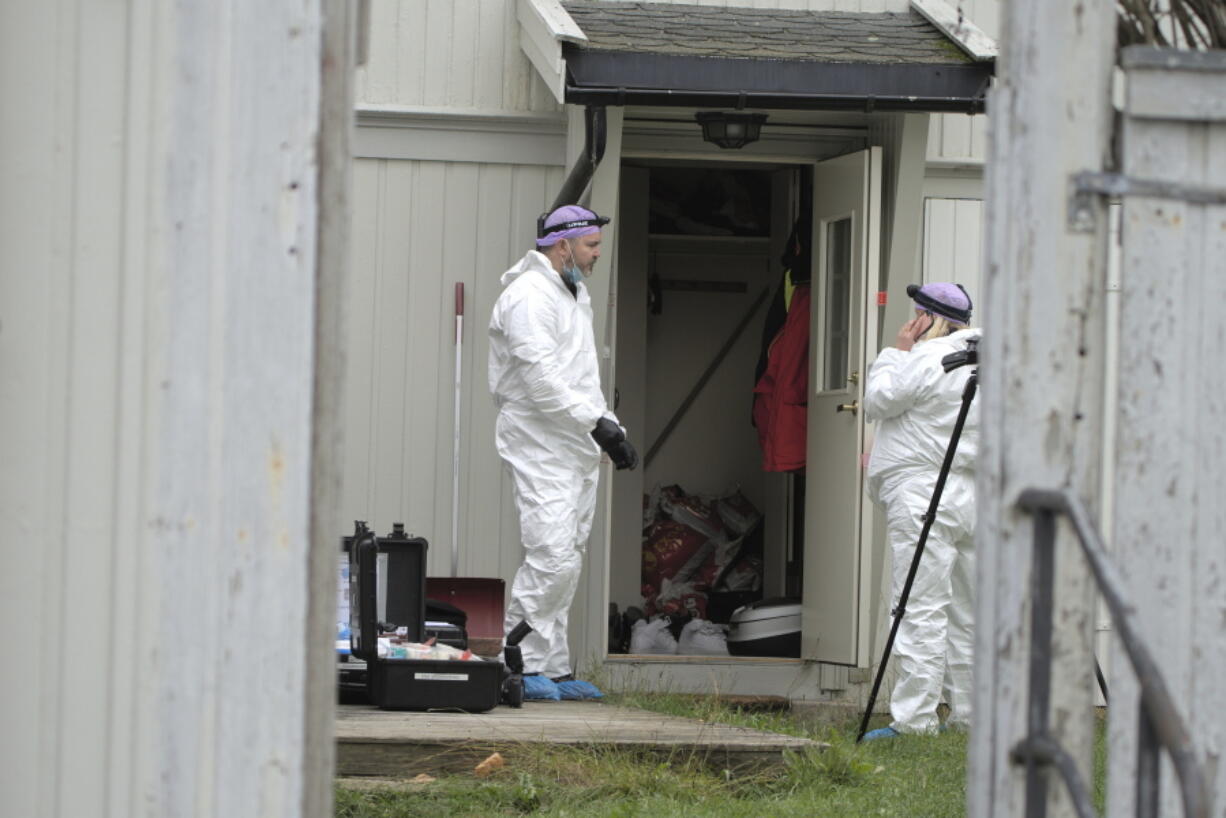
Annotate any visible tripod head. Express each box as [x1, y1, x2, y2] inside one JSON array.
[[941, 337, 978, 372]]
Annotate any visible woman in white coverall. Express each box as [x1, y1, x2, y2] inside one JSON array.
[[861, 282, 981, 739], [488, 205, 638, 701]]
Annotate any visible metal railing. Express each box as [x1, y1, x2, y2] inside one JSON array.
[[1012, 488, 1208, 818]]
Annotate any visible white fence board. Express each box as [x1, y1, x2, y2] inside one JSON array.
[[971, 1, 1116, 816], [1, 2, 327, 816], [1108, 76, 1226, 817]]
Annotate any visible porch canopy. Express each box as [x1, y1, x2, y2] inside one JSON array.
[[520, 0, 995, 114]]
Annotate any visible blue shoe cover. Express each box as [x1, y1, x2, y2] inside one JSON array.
[[556, 679, 603, 700], [862, 726, 901, 741], [523, 675, 561, 701]]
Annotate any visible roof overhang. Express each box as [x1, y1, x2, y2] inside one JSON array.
[[563, 48, 992, 113], [518, 0, 996, 115]]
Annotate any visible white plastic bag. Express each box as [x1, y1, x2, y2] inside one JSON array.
[[677, 618, 729, 656], [629, 617, 678, 655]]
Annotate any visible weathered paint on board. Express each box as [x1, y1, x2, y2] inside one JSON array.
[[970, 1, 1116, 816], [1106, 49, 1226, 818], [1, 1, 331, 817]]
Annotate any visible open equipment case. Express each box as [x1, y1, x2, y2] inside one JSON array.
[[347, 521, 522, 711]]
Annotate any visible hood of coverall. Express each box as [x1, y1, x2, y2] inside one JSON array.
[[500, 249, 577, 293]]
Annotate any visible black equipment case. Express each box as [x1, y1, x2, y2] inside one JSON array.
[[343, 522, 428, 641], [348, 522, 502, 712]]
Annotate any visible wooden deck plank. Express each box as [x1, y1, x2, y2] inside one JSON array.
[[335, 701, 818, 778]]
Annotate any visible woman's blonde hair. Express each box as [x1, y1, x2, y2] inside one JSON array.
[[918, 313, 967, 342]]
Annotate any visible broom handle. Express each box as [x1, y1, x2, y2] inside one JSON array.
[[451, 283, 464, 577]]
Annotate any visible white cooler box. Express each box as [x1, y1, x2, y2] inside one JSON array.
[[726, 597, 801, 657]]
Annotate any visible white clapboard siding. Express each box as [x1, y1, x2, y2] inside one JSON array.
[[1, 2, 331, 817], [344, 157, 566, 579], [922, 197, 984, 295]]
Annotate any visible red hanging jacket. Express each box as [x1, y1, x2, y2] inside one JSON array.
[[752, 285, 809, 472]]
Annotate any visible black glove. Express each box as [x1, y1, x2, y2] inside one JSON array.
[[591, 417, 639, 471]]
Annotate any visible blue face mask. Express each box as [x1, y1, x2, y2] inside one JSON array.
[[561, 241, 582, 285], [563, 259, 582, 285]]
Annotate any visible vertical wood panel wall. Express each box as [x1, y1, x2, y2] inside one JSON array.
[[357, 0, 559, 112], [0, 2, 326, 817], [344, 158, 565, 579], [1107, 53, 1226, 817], [923, 197, 984, 296]]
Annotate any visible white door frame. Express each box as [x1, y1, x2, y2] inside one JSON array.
[[596, 143, 883, 673]]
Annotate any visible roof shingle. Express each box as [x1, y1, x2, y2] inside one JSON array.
[[561, 1, 971, 66]]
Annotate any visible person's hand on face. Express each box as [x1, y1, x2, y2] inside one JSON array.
[[895, 312, 934, 352]]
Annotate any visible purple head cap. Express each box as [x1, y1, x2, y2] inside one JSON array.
[[906, 282, 973, 326], [536, 205, 610, 247]]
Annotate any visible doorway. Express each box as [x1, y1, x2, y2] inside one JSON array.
[[608, 159, 810, 658], [608, 149, 882, 666]]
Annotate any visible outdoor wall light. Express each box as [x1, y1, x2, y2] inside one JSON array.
[[695, 112, 768, 149]]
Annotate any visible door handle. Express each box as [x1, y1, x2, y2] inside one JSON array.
[[836, 401, 858, 415]]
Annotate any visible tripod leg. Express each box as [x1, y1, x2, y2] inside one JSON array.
[[858, 601, 906, 741]]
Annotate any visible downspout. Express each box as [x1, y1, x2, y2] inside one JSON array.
[[550, 105, 607, 209]]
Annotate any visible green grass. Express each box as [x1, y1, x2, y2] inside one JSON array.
[[335, 693, 1107, 818]]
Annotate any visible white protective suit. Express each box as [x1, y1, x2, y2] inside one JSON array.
[[863, 326, 981, 734], [488, 249, 618, 678]]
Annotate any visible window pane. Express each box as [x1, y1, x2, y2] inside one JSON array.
[[823, 218, 852, 391]]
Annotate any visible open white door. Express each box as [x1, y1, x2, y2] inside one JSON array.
[[801, 147, 881, 666]]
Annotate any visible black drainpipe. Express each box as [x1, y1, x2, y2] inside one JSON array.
[[550, 105, 607, 210]]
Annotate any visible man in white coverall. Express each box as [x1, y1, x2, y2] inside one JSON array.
[[488, 205, 638, 701], [860, 282, 981, 738]]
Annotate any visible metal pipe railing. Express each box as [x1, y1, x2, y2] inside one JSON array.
[[1014, 488, 1208, 818]]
